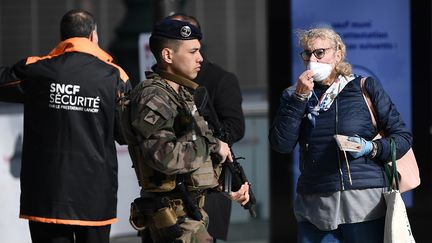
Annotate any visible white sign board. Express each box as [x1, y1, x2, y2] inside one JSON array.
[[138, 32, 157, 81]]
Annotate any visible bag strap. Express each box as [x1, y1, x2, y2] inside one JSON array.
[[361, 77, 400, 190], [385, 138, 400, 191], [360, 77, 378, 129]]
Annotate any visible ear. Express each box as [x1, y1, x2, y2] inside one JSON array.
[[161, 48, 174, 64], [89, 30, 99, 44], [335, 49, 342, 63]]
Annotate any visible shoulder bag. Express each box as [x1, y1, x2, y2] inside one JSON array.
[[360, 77, 420, 193], [383, 139, 416, 243]]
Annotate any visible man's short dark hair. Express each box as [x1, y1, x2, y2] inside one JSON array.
[[149, 35, 181, 64], [60, 9, 96, 41]]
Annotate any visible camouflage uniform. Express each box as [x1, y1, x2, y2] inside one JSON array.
[[123, 72, 223, 243]]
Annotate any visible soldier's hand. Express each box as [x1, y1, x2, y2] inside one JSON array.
[[216, 140, 232, 163], [229, 182, 250, 206]]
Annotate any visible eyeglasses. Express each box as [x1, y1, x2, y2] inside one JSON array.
[[300, 48, 332, 61]]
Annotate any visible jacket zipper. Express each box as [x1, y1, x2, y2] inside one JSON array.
[[335, 97, 346, 190]]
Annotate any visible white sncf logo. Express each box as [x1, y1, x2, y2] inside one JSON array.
[[48, 82, 100, 113], [180, 26, 191, 38]]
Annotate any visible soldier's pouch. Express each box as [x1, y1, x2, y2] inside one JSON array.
[[129, 197, 154, 231], [185, 158, 221, 190], [151, 203, 184, 241], [130, 197, 183, 241]]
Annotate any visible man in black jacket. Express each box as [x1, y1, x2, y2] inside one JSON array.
[[0, 9, 130, 243], [166, 13, 246, 242]]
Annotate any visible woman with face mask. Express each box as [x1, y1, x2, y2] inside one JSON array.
[[268, 27, 412, 242]]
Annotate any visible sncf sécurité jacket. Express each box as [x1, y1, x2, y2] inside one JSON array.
[[0, 37, 131, 226]]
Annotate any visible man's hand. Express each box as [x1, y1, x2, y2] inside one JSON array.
[[229, 182, 250, 206], [216, 140, 232, 163]]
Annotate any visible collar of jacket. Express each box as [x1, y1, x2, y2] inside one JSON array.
[[25, 37, 113, 65], [24, 38, 129, 82], [49, 37, 113, 62]]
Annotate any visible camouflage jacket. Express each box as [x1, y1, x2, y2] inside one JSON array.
[[123, 73, 221, 191]]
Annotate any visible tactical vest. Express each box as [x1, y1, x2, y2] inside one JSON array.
[[120, 74, 221, 192]]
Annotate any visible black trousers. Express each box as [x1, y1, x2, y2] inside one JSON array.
[[29, 221, 111, 243]]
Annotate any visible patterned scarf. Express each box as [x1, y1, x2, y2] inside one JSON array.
[[307, 74, 357, 127]]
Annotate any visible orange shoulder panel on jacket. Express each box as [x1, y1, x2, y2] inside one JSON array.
[[108, 62, 129, 82], [25, 38, 130, 82], [26, 56, 53, 65]]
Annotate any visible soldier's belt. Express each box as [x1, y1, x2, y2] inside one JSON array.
[[129, 192, 206, 233]]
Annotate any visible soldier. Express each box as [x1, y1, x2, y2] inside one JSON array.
[[165, 13, 246, 242], [121, 19, 250, 243]]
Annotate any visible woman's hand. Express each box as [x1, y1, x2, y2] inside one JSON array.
[[296, 69, 315, 95]]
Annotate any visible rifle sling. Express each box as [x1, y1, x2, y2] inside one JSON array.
[[158, 70, 199, 90]]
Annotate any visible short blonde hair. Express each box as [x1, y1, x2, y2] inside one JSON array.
[[297, 27, 352, 76]]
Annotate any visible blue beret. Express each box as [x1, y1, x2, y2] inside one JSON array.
[[151, 19, 202, 41]]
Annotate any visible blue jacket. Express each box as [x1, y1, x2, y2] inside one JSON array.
[[269, 76, 412, 194]]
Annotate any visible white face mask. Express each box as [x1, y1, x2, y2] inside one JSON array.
[[307, 62, 333, 82]]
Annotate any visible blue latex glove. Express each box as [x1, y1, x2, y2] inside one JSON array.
[[347, 136, 373, 158]]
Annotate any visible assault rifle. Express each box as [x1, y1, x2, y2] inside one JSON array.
[[222, 154, 257, 217], [194, 86, 257, 217]]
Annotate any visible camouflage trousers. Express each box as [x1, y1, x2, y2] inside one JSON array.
[[177, 209, 213, 243], [143, 209, 213, 243]]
